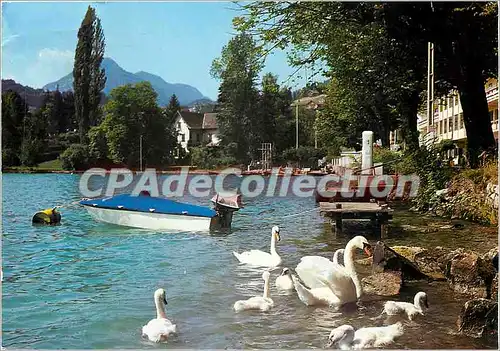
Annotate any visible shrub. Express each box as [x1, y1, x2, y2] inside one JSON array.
[[190, 146, 237, 169], [281, 146, 326, 168], [60, 144, 89, 170], [20, 139, 44, 167], [2, 148, 19, 167]]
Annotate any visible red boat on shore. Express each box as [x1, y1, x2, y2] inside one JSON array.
[[314, 175, 408, 203]]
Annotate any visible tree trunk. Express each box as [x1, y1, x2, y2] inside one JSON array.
[[401, 89, 421, 149], [458, 65, 496, 168]]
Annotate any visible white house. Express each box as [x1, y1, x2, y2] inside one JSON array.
[[174, 111, 220, 153]]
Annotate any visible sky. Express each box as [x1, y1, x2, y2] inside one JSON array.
[[1, 1, 316, 100]]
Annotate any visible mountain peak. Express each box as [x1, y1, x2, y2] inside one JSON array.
[[43, 58, 211, 106]]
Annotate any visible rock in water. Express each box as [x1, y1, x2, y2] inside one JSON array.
[[362, 271, 402, 296], [371, 241, 429, 282], [457, 298, 498, 338], [445, 249, 496, 298]]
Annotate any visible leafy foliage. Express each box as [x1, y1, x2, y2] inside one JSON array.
[[211, 32, 263, 162], [60, 144, 89, 170], [281, 146, 326, 168], [164, 94, 181, 126], [73, 5, 106, 143], [189, 146, 237, 169], [234, 2, 498, 165], [100, 82, 177, 168]]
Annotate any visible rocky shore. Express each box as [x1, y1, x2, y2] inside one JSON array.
[[358, 243, 498, 338]]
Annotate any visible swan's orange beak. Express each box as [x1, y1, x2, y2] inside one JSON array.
[[363, 243, 373, 257]]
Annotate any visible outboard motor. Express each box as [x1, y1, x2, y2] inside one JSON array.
[[210, 193, 243, 231]]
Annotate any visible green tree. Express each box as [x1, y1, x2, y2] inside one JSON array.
[[380, 2, 498, 165], [164, 94, 181, 126], [60, 144, 89, 170], [61, 90, 76, 132], [88, 124, 108, 161], [273, 87, 296, 157], [2, 90, 28, 165], [101, 82, 176, 168], [258, 73, 279, 145], [73, 5, 106, 143], [210, 32, 263, 162], [234, 2, 498, 166]]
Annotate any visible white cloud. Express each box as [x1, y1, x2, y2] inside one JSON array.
[[24, 48, 74, 88], [1, 34, 20, 47]]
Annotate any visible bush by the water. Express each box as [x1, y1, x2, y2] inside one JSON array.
[[281, 146, 326, 168], [399, 145, 498, 225], [60, 144, 89, 170], [190, 146, 237, 169]]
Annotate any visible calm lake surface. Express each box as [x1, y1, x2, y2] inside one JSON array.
[[2, 173, 498, 349]]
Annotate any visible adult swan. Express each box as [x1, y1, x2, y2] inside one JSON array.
[[295, 236, 372, 305], [233, 226, 281, 268]]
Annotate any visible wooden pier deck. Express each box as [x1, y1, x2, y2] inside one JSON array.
[[319, 201, 394, 238]]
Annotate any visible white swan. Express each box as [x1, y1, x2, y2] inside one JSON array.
[[381, 291, 428, 320], [142, 288, 177, 343], [291, 274, 340, 307], [326, 322, 404, 349], [233, 226, 281, 267], [234, 271, 274, 312], [295, 236, 372, 305], [275, 267, 294, 291]]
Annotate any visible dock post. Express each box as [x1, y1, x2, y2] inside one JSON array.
[[381, 222, 388, 239], [334, 204, 343, 234], [361, 131, 374, 174]]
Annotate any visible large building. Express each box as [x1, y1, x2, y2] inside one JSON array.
[[390, 78, 498, 161]]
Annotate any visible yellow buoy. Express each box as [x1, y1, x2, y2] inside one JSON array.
[[32, 207, 61, 225]]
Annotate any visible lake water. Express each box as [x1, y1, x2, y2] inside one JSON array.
[[2, 173, 498, 349]]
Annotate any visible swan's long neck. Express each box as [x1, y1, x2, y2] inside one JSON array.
[[333, 249, 343, 265], [414, 295, 424, 310], [344, 241, 362, 298], [270, 233, 277, 255], [155, 297, 167, 319], [263, 276, 271, 298]]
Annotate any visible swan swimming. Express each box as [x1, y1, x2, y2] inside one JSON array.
[[233, 226, 282, 267], [295, 236, 372, 305], [142, 288, 177, 343], [275, 267, 294, 291], [381, 291, 428, 320], [291, 273, 341, 306], [326, 322, 404, 349], [234, 271, 274, 312]]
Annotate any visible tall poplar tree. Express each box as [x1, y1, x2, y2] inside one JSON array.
[[73, 5, 106, 143]]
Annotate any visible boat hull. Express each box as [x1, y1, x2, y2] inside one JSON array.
[[83, 206, 213, 231]]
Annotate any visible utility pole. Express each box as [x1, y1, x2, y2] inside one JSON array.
[[427, 42, 435, 140], [314, 110, 318, 149], [139, 134, 143, 172], [295, 103, 299, 149]]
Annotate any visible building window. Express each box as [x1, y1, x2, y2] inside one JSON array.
[[459, 113, 464, 129], [454, 115, 459, 131], [455, 95, 459, 106], [444, 119, 447, 133], [181, 134, 185, 142], [439, 120, 443, 134], [449, 118, 453, 132], [490, 110, 498, 122], [177, 122, 181, 130]]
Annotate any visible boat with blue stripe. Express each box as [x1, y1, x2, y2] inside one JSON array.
[[79, 192, 242, 231]]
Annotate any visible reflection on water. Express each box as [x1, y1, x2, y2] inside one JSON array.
[[2, 174, 498, 349]]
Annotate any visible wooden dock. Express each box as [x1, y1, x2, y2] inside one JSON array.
[[319, 201, 394, 238]]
